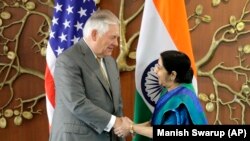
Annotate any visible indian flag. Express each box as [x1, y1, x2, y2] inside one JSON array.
[[133, 0, 197, 140]]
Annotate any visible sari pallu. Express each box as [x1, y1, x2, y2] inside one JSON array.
[[151, 84, 208, 125]]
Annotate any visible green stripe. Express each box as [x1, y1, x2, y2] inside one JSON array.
[[132, 91, 152, 141]]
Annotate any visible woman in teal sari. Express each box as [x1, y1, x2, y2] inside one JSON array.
[[151, 50, 208, 125], [114, 50, 208, 138]]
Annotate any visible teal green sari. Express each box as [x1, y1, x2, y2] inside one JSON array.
[[151, 84, 208, 125]]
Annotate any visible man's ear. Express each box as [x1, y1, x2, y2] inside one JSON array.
[[91, 29, 98, 41]]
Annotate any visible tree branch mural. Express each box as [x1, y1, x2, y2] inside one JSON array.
[[0, 0, 49, 128], [1, 0, 249, 129], [189, 0, 250, 124]]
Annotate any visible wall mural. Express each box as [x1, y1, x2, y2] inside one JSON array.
[[188, 0, 250, 124], [0, 0, 249, 129], [0, 0, 52, 128]]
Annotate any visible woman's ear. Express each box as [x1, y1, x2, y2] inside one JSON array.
[[171, 71, 177, 80]]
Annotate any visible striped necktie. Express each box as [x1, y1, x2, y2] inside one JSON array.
[[96, 57, 110, 86]]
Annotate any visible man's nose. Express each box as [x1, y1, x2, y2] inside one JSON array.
[[113, 38, 118, 46]]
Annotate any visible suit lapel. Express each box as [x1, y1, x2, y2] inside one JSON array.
[[79, 40, 113, 99], [104, 58, 119, 112]]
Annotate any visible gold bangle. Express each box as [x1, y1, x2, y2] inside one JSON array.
[[130, 124, 134, 134]]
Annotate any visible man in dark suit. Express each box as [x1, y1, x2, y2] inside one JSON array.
[[49, 9, 127, 141]]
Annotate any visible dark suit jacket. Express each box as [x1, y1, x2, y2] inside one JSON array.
[[49, 39, 124, 141]]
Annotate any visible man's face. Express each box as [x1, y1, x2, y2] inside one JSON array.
[[94, 24, 119, 57]]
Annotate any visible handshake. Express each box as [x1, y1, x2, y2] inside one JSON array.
[[113, 116, 134, 138]]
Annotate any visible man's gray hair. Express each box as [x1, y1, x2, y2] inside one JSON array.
[[83, 9, 119, 37]]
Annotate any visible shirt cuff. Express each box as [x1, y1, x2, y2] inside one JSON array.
[[104, 115, 116, 132]]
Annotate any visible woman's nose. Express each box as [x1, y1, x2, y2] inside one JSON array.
[[154, 67, 158, 74]]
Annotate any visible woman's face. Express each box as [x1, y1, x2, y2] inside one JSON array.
[[154, 57, 174, 89]]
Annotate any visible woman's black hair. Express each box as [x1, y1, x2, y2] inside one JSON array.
[[160, 50, 193, 83]]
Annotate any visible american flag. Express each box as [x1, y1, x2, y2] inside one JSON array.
[[45, 0, 96, 129]]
